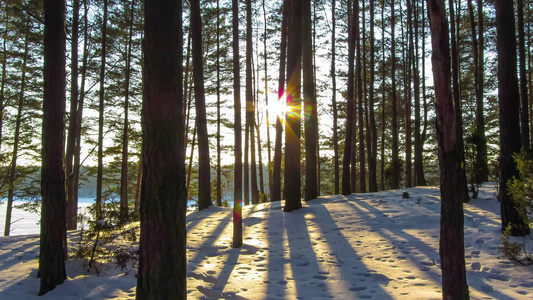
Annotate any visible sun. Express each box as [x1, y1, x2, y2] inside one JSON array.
[[265, 92, 288, 125]]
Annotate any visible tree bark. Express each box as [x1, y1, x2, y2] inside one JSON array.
[[190, 0, 212, 210], [216, 0, 222, 207], [284, 0, 302, 211], [65, 0, 79, 230], [342, 0, 356, 196], [368, 0, 378, 192], [247, 0, 259, 205], [272, 0, 288, 202], [356, 0, 366, 193], [120, 0, 135, 222], [233, 0, 243, 248], [4, 22, 29, 236], [96, 0, 108, 221], [39, 0, 67, 294], [495, 0, 530, 236], [426, 1, 470, 298], [304, 0, 317, 201], [391, 0, 400, 189], [331, 0, 339, 194], [518, 0, 529, 151], [448, 0, 469, 203], [136, 0, 187, 298]]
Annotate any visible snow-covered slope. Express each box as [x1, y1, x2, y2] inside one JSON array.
[[1, 184, 532, 299]]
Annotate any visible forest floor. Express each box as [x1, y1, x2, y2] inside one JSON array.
[[1, 183, 532, 299]]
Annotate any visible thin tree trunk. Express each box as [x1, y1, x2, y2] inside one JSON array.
[[380, 0, 386, 191], [263, 0, 272, 194], [405, 0, 413, 188], [66, 0, 79, 230], [391, 0, 400, 189], [190, 0, 212, 210], [304, 0, 317, 201], [272, 1, 288, 202], [137, 0, 186, 297], [356, 0, 366, 193], [120, 0, 135, 222], [186, 124, 197, 198], [331, 0, 339, 194], [475, 0, 488, 183], [0, 7, 7, 154], [284, 0, 303, 212], [342, 0, 356, 195], [4, 25, 29, 236], [247, 0, 259, 205], [413, 0, 426, 186], [233, 0, 243, 248], [71, 0, 89, 227], [427, 1, 470, 298], [368, 0, 378, 192], [96, 0, 108, 221], [40, 0, 67, 293], [216, 0, 222, 206], [518, 0, 530, 150], [256, 122, 265, 199], [448, 0, 469, 203]]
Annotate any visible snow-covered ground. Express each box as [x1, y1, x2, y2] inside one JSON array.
[[0, 183, 532, 299]]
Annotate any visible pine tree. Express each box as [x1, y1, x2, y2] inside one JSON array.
[[39, 0, 67, 294]]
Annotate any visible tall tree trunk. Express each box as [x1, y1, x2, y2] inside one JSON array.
[[70, 0, 89, 226], [263, 0, 272, 194], [413, 0, 426, 186], [448, 0, 469, 203], [495, 0, 530, 236], [216, 0, 222, 207], [40, 0, 67, 294], [356, 0, 366, 193], [391, 0, 400, 189], [304, 0, 317, 201], [233, 0, 243, 248], [405, 0, 413, 188], [120, 0, 135, 222], [342, 0, 356, 195], [0, 7, 7, 154], [380, 0, 386, 191], [247, 0, 259, 205], [190, 0, 212, 210], [331, 0, 339, 194], [284, 0, 302, 212], [518, 0, 530, 151], [4, 24, 29, 236], [368, 0, 378, 192], [475, 0, 488, 183], [137, 0, 186, 298], [66, 0, 79, 230], [96, 0, 108, 221], [426, 1, 470, 298], [272, 1, 288, 202]]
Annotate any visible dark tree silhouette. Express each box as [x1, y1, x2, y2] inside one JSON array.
[[427, 0, 470, 298], [39, 0, 67, 295], [233, 0, 243, 248], [303, 0, 317, 201], [495, 0, 530, 236], [272, 0, 288, 202], [136, 0, 187, 298], [190, 0, 212, 210], [284, 0, 302, 211]]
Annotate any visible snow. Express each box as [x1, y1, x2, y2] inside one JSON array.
[[1, 183, 532, 299]]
